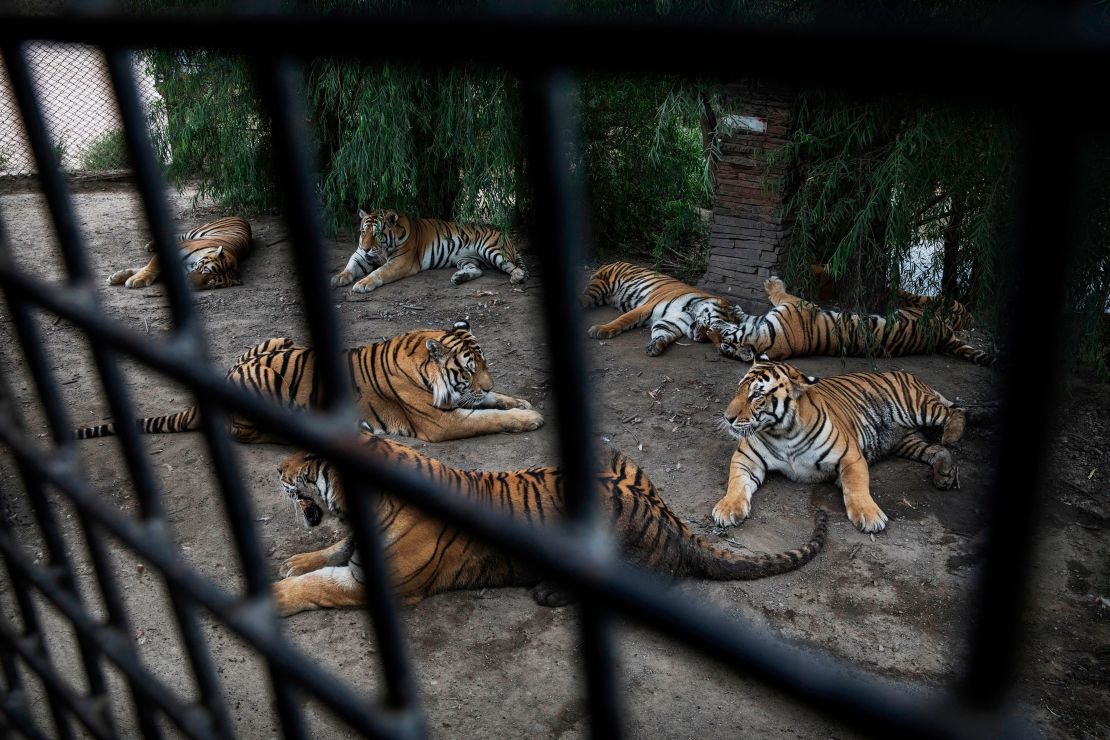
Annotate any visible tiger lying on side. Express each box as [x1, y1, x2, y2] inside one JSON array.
[[332, 209, 528, 293], [271, 434, 828, 616], [108, 216, 252, 290], [73, 322, 542, 443], [713, 358, 967, 533], [581, 261, 736, 356], [692, 277, 993, 366]]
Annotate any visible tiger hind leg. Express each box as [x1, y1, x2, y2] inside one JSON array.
[[588, 304, 652, 340], [451, 258, 484, 285], [272, 566, 364, 617], [893, 430, 959, 490]]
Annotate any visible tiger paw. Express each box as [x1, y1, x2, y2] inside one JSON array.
[[738, 345, 757, 362], [107, 269, 135, 285], [932, 452, 960, 490], [711, 496, 750, 527], [507, 397, 533, 410], [506, 409, 544, 432], [280, 552, 325, 578], [331, 271, 353, 288], [846, 499, 888, 532], [124, 274, 154, 288], [765, 276, 786, 295], [350, 277, 380, 294], [587, 325, 615, 339], [646, 338, 671, 356], [509, 267, 527, 285]]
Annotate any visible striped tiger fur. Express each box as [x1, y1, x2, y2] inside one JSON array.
[[896, 288, 973, 331], [692, 277, 994, 366], [332, 209, 528, 293], [581, 261, 737, 356], [714, 358, 969, 533], [271, 433, 828, 616], [107, 216, 252, 290], [73, 322, 543, 443]]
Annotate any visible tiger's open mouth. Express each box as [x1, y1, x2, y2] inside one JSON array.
[[297, 497, 324, 527]]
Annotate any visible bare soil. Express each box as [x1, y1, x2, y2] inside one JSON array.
[[0, 187, 1107, 739]]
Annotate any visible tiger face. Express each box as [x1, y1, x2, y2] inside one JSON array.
[[356, 208, 407, 267], [277, 451, 336, 528], [188, 247, 238, 290], [693, 305, 760, 361], [425, 322, 495, 409], [721, 360, 817, 439]]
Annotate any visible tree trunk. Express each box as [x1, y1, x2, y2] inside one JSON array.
[[941, 199, 965, 299]]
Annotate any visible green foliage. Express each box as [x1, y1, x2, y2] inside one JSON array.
[[579, 76, 712, 278], [0, 147, 11, 172], [773, 93, 1015, 322], [79, 130, 129, 171]]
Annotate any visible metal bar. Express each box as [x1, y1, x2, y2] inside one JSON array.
[[0, 40, 210, 740], [959, 112, 1079, 708], [0, 9, 1105, 98], [520, 71, 621, 737], [0, 422, 414, 739]]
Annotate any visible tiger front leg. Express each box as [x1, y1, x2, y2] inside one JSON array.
[[587, 304, 652, 340], [332, 249, 373, 288], [272, 566, 365, 617], [451, 258, 484, 285], [646, 322, 683, 356], [838, 454, 888, 532], [711, 444, 767, 526], [424, 407, 545, 442], [476, 392, 534, 410], [109, 256, 161, 288], [280, 536, 354, 577], [351, 260, 418, 294]]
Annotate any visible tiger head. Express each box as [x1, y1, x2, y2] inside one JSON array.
[[277, 450, 339, 528], [689, 303, 760, 361], [189, 247, 240, 290], [356, 208, 408, 267], [720, 358, 818, 440], [424, 321, 496, 409]]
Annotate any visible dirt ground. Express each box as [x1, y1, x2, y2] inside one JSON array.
[[0, 185, 1107, 739]]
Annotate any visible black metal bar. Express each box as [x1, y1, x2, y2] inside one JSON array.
[[959, 111, 1079, 708], [0, 9, 1105, 99], [0, 40, 223, 740], [0, 421, 413, 739], [520, 71, 622, 737]]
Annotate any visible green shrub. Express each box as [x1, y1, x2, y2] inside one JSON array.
[[80, 130, 129, 171]]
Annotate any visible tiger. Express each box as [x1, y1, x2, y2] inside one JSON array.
[[581, 261, 737, 356], [73, 322, 543, 443], [896, 288, 973, 331], [107, 216, 252, 290], [271, 433, 828, 616], [692, 276, 994, 366], [331, 209, 528, 293], [713, 357, 969, 533]]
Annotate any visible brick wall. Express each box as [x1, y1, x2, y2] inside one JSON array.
[[699, 81, 796, 313]]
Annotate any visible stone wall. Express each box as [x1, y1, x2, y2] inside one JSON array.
[[699, 81, 796, 313]]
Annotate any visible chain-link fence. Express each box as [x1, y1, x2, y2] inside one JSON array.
[[0, 42, 160, 177]]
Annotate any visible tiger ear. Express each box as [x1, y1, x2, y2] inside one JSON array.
[[784, 365, 818, 397], [425, 339, 453, 362], [358, 208, 369, 219], [384, 210, 400, 226], [214, 246, 224, 258], [452, 320, 470, 331]]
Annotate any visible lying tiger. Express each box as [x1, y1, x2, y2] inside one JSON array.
[[108, 216, 252, 290], [581, 261, 736, 356], [714, 358, 970, 533], [271, 433, 828, 616], [332, 209, 528, 293], [693, 277, 993, 366], [73, 322, 542, 443]]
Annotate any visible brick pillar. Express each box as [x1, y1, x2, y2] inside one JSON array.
[[699, 81, 795, 314]]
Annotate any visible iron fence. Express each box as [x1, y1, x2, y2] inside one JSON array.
[[0, 4, 1104, 739]]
